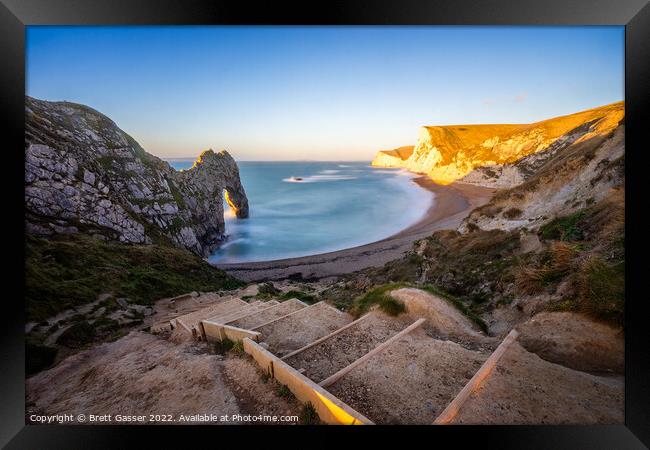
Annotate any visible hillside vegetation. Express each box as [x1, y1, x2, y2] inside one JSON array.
[[323, 186, 623, 336], [336, 103, 625, 333], [26, 234, 243, 322]]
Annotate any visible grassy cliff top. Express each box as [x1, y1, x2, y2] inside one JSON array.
[[26, 234, 243, 322]]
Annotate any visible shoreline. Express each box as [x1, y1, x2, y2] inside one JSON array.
[[216, 176, 496, 282]]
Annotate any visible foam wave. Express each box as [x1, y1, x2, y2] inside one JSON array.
[[282, 174, 357, 183], [371, 168, 413, 177], [218, 237, 252, 250], [395, 169, 415, 177]]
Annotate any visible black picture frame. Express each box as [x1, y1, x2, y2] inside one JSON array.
[[1, 0, 648, 447]]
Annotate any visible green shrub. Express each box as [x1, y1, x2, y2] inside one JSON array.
[[280, 290, 316, 304], [352, 283, 408, 317], [299, 402, 320, 425], [580, 258, 624, 325], [231, 340, 245, 356], [258, 282, 280, 296], [276, 384, 293, 399], [539, 211, 586, 241], [214, 337, 234, 355]]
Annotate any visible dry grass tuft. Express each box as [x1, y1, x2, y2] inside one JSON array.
[[515, 242, 579, 295], [577, 256, 624, 325], [515, 266, 550, 295], [550, 241, 578, 272], [503, 207, 523, 219]]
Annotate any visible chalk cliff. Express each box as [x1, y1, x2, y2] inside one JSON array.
[[371, 145, 414, 168], [372, 102, 624, 187], [460, 123, 624, 233], [25, 97, 249, 257]]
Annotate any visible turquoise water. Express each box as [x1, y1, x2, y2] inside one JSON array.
[[166, 160, 434, 263]]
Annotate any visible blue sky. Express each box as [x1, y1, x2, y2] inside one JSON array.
[[26, 26, 624, 160]]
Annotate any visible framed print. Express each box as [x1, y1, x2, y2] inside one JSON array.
[[1, 0, 648, 447]]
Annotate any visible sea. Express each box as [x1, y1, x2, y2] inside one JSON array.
[[165, 160, 434, 264]]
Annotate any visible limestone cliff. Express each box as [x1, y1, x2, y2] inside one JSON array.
[[371, 145, 414, 168], [460, 123, 624, 233], [372, 102, 624, 187], [25, 97, 249, 257]]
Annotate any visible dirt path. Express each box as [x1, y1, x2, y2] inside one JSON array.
[[217, 180, 496, 281], [26, 332, 238, 423], [451, 341, 624, 424], [257, 302, 353, 357], [390, 288, 490, 344], [221, 356, 304, 424], [515, 312, 624, 373], [26, 331, 302, 425], [327, 328, 487, 424], [284, 311, 410, 383]]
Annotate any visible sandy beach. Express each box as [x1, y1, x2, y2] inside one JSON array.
[[216, 177, 496, 282]]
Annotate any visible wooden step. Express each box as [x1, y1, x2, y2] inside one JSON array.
[[441, 334, 624, 425], [226, 298, 307, 330], [207, 300, 278, 325], [255, 302, 353, 357], [174, 298, 248, 332], [326, 327, 488, 424], [283, 312, 409, 383], [434, 329, 519, 424]]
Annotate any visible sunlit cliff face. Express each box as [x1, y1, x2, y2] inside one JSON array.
[[371, 102, 624, 185], [224, 189, 238, 216]]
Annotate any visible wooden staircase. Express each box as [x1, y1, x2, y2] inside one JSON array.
[[155, 290, 622, 425]]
